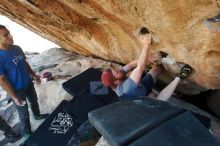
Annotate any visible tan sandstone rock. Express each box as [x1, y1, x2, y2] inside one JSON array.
[[0, 0, 219, 92]]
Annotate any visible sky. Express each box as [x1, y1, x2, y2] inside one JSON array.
[[0, 15, 59, 53]]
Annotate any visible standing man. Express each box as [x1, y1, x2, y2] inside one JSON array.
[[0, 25, 49, 140]]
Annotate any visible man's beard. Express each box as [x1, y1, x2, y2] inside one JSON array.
[[7, 40, 13, 46], [3, 41, 13, 49]]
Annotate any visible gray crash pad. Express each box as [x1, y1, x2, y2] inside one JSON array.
[[89, 98, 219, 146], [129, 111, 220, 146], [88, 98, 185, 146]]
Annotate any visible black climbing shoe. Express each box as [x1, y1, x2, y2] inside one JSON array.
[[177, 64, 193, 79], [34, 113, 49, 120], [4, 130, 21, 143]]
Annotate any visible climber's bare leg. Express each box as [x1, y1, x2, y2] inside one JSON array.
[[156, 63, 192, 101], [156, 77, 181, 101]]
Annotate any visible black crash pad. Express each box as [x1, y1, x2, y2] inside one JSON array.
[[129, 111, 220, 146], [62, 68, 118, 104], [89, 98, 217, 146], [26, 92, 105, 146], [67, 91, 104, 123], [26, 68, 119, 146], [27, 92, 115, 146], [26, 100, 80, 146], [89, 98, 185, 146]]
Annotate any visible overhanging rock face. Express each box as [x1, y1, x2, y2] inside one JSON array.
[[0, 0, 219, 91]]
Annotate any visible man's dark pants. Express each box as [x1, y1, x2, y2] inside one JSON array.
[[13, 81, 40, 136], [0, 116, 12, 135]]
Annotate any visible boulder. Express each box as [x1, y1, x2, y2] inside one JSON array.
[[0, 0, 219, 92]]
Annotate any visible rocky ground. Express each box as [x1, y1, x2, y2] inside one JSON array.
[[0, 48, 219, 146], [0, 48, 120, 146]]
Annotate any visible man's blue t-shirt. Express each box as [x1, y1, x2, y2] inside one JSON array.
[[0, 45, 31, 90]]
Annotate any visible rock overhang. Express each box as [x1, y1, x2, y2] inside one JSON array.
[[0, 0, 219, 94]]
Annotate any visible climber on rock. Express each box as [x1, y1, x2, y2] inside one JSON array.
[[101, 27, 192, 101]]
